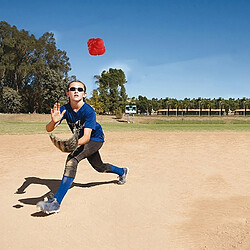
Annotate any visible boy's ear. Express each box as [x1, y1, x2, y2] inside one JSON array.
[[83, 92, 87, 98], [66, 91, 70, 97]]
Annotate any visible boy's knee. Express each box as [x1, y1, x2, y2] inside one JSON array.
[[64, 158, 78, 178]]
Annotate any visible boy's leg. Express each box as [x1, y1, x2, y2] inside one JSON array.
[[37, 141, 129, 213], [37, 148, 83, 214], [53, 145, 90, 199], [87, 150, 129, 184], [36, 176, 74, 214], [37, 142, 103, 213], [53, 176, 74, 204], [52, 149, 82, 205]]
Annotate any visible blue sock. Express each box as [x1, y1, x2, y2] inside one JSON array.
[[54, 176, 74, 204], [110, 164, 124, 176]]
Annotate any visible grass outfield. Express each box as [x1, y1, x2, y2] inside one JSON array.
[[0, 120, 250, 134]]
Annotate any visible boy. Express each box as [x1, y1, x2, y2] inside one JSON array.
[[37, 80, 129, 214]]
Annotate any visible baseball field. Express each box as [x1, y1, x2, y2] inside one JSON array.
[[1, 114, 250, 249]]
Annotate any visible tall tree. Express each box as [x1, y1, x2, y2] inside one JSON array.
[[0, 21, 37, 91], [94, 68, 127, 114], [36, 32, 71, 76], [0, 21, 71, 113], [33, 66, 67, 113]]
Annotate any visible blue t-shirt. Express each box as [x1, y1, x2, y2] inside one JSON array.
[[60, 102, 104, 142]]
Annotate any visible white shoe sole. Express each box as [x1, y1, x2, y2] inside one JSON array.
[[37, 202, 60, 214]]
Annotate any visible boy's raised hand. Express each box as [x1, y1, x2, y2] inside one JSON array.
[[51, 103, 66, 124]]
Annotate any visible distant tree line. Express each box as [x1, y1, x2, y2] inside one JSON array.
[[126, 96, 250, 115], [88, 91, 250, 115]]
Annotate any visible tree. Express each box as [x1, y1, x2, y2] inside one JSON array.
[[136, 95, 149, 114], [0, 21, 37, 92], [36, 32, 71, 77], [1, 86, 22, 113], [0, 21, 71, 113], [119, 84, 127, 110], [94, 68, 127, 114], [35, 67, 68, 113], [88, 89, 104, 113]]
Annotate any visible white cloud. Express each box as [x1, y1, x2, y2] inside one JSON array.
[[99, 61, 132, 77]]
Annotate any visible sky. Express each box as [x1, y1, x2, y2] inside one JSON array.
[[1, 0, 250, 99]]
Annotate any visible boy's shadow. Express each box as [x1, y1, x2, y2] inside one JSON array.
[[15, 177, 117, 217]]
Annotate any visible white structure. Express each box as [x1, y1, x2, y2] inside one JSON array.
[[125, 105, 136, 123], [125, 105, 137, 114]]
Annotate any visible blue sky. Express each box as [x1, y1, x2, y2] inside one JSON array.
[[1, 0, 250, 99]]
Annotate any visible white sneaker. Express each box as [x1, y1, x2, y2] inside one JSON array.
[[37, 198, 60, 214], [118, 168, 129, 185]]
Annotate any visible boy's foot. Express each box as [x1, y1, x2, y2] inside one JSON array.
[[36, 197, 60, 214], [118, 168, 129, 185]]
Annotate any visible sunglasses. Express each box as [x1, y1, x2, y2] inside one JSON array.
[[68, 87, 85, 92]]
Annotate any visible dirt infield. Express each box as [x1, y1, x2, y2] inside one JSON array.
[[1, 131, 250, 249]]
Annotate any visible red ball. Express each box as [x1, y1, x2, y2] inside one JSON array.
[[87, 38, 105, 56]]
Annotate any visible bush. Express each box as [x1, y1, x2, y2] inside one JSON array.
[[115, 109, 123, 119], [2, 87, 22, 113]]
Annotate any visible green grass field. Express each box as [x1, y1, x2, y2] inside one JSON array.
[[0, 119, 250, 134]]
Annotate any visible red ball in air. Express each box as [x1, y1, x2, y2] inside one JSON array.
[[87, 38, 105, 56]]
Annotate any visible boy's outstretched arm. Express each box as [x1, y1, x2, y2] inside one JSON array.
[[46, 103, 66, 132]]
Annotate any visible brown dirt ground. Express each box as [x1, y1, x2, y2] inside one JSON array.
[[1, 130, 250, 249]]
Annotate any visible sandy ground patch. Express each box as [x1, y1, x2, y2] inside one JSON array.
[[1, 131, 250, 249]]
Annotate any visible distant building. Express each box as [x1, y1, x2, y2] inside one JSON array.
[[234, 109, 250, 116], [157, 108, 226, 116]]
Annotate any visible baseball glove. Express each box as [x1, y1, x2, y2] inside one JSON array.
[[49, 129, 79, 153]]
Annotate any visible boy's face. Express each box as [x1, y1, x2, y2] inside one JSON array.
[[66, 82, 86, 102]]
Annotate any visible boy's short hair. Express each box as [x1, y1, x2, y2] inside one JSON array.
[[68, 80, 86, 92]]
